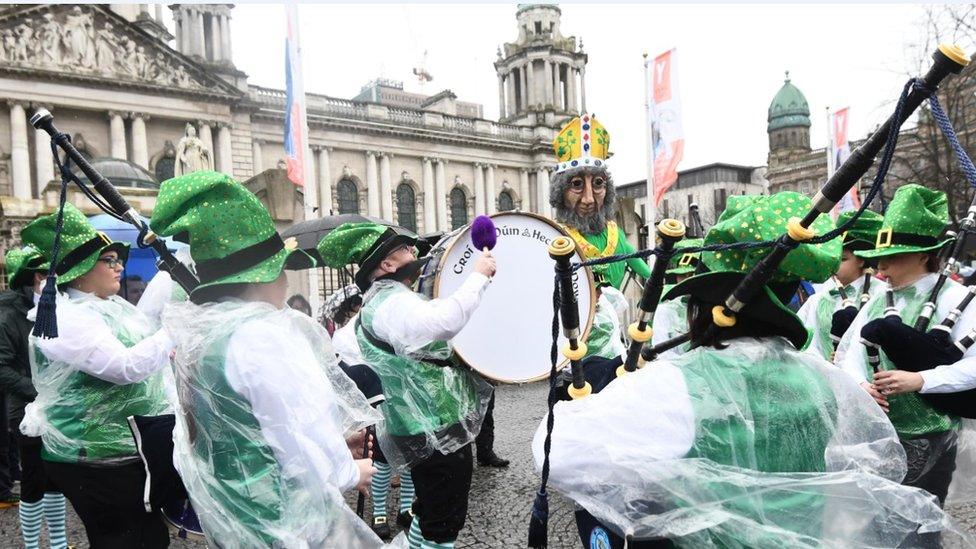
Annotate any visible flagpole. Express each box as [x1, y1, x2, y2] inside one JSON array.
[[643, 52, 656, 233], [825, 106, 834, 178]]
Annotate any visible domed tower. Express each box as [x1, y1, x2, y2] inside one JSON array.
[[767, 71, 811, 154]]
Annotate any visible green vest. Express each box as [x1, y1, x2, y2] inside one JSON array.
[[33, 296, 168, 464], [863, 284, 957, 438], [357, 282, 482, 441], [582, 225, 651, 289], [673, 340, 836, 548]]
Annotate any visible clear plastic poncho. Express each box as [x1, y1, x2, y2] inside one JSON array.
[[164, 299, 400, 548], [533, 337, 975, 547], [24, 292, 170, 464], [358, 279, 493, 469], [651, 297, 691, 359]]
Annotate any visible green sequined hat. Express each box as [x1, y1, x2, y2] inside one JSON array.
[[837, 209, 883, 252], [4, 245, 48, 289], [316, 222, 418, 291], [664, 192, 841, 349], [856, 184, 950, 259], [21, 203, 129, 285], [666, 237, 704, 277], [149, 171, 315, 303]]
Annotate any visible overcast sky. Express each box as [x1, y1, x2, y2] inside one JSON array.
[[215, 3, 937, 183]]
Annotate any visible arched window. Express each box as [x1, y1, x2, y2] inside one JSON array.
[[396, 183, 417, 232], [498, 190, 515, 212], [337, 179, 359, 214], [450, 187, 468, 229]]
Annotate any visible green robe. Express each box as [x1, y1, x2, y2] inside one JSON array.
[[580, 224, 651, 289]]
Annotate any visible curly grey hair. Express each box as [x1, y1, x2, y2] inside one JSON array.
[[548, 165, 617, 234]]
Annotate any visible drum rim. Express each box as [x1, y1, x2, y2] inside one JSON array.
[[432, 211, 597, 384]]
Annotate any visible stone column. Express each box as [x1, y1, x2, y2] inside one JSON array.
[[208, 14, 221, 62], [9, 103, 29, 199], [316, 147, 332, 215], [552, 62, 561, 110], [195, 10, 206, 58], [543, 61, 553, 107], [580, 67, 587, 113], [108, 111, 126, 160], [174, 12, 183, 53], [155, 3, 163, 21], [497, 76, 506, 120], [473, 163, 485, 215], [519, 65, 528, 111], [536, 167, 551, 217], [485, 164, 497, 214], [130, 113, 149, 169], [251, 140, 263, 174], [422, 157, 436, 233], [33, 107, 54, 195], [216, 123, 233, 175], [434, 159, 447, 230], [567, 66, 578, 113], [506, 72, 517, 116], [525, 60, 534, 107], [222, 13, 232, 62], [519, 169, 530, 212], [365, 151, 379, 217], [181, 11, 191, 55], [379, 153, 393, 220], [198, 121, 213, 159]]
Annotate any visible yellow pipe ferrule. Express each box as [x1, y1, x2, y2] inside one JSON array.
[[628, 323, 653, 342], [658, 218, 686, 239], [615, 365, 628, 378], [786, 217, 815, 241], [563, 342, 587, 361], [939, 43, 971, 67], [712, 305, 737, 327], [568, 382, 592, 400], [548, 236, 576, 257]]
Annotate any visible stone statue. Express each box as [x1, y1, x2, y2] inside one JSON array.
[[135, 45, 149, 79], [174, 123, 213, 176], [38, 13, 61, 66], [94, 22, 117, 72], [173, 65, 191, 87], [13, 24, 32, 63], [63, 6, 96, 68]]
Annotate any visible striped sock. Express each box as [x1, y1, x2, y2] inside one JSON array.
[[372, 461, 392, 518], [408, 517, 455, 549], [43, 492, 67, 549], [398, 471, 415, 512], [19, 500, 42, 549]]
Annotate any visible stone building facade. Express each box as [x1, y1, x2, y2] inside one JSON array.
[[0, 3, 596, 297]]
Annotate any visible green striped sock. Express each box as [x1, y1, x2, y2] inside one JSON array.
[[19, 500, 42, 549], [43, 492, 67, 549], [372, 461, 392, 518], [408, 517, 424, 549], [398, 471, 415, 512]]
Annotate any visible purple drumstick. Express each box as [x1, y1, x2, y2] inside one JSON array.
[[471, 215, 497, 252]]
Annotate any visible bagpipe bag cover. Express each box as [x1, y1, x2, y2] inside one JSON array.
[[163, 300, 401, 548], [533, 338, 974, 547], [23, 293, 172, 461]]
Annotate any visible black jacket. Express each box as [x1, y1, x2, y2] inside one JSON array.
[[0, 288, 38, 430]]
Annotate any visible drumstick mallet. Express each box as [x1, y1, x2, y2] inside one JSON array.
[[471, 215, 497, 254]]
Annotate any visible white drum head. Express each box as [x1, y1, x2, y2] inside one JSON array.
[[434, 212, 595, 383]]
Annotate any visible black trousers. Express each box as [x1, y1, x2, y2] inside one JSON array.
[[899, 430, 958, 549], [410, 444, 473, 543], [45, 459, 169, 549], [475, 392, 495, 457], [16, 433, 54, 504]]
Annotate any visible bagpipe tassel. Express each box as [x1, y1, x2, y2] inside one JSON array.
[[32, 272, 59, 339], [527, 489, 550, 548]]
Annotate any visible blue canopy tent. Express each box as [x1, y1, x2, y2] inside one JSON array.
[[88, 214, 188, 303]]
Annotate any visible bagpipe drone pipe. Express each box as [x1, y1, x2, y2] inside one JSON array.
[[529, 43, 970, 549], [28, 109, 199, 338]]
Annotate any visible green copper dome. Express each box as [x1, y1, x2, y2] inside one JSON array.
[[768, 71, 810, 131]]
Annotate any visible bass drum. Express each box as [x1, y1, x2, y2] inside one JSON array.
[[419, 212, 595, 383]]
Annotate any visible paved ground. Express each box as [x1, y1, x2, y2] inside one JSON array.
[[1, 381, 975, 548]]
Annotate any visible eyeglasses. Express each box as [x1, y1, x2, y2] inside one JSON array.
[[96, 257, 125, 269]]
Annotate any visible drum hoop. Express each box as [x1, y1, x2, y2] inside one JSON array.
[[432, 211, 597, 383]]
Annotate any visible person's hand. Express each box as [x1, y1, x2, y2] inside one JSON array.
[[474, 250, 497, 278], [873, 370, 925, 396], [356, 459, 376, 496], [346, 429, 373, 459], [860, 381, 889, 413]]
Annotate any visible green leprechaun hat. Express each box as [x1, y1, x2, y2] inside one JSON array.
[[4, 245, 48, 289], [149, 171, 315, 303], [666, 237, 704, 277], [664, 191, 840, 349], [21, 202, 129, 285], [316, 222, 419, 292], [836, 209, 883, 252], [856, 184, 950, 260]]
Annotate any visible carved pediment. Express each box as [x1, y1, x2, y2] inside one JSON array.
[[0, 5, 241, 100]]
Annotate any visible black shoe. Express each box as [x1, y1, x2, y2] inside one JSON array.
[[396, 509, 413, 529], [371, 516, 391, 539], [477, 451, 510, 468]]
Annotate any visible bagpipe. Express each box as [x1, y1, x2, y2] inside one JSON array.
[[28, 109, 199, 337], [529, 43, 970, 548]]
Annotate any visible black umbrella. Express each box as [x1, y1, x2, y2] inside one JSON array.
[[282, 214, 396, 262]]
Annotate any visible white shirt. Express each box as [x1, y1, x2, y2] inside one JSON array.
[[30, 289, 173, 385], [137, 270, 174, 326], [798, 275, 883, 363], [332, 316, 365, 366], [224, 317, 360, 493], [371, 273, 491, 356], [839, 273, 976, 393]]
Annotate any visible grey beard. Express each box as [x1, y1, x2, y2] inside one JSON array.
[[556, 206, 611, 234]]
